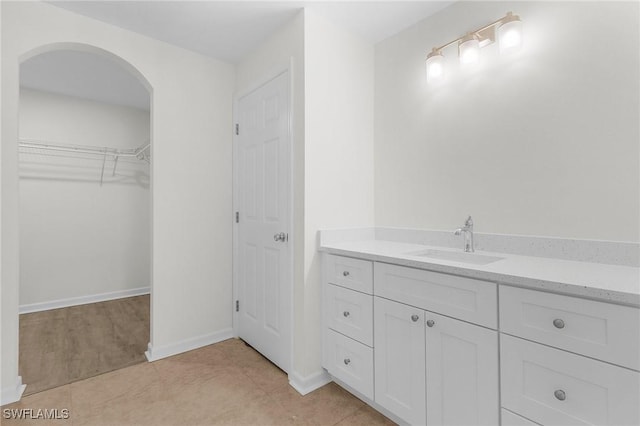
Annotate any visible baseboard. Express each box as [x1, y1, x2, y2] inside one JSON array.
[[19, 287, 150, 314], [145, 328, 234, 362], [288, 369, 332, 395], [1, 376, 26, 406]]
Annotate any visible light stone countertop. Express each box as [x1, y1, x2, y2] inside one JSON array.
[[319, 239, 640, 307]]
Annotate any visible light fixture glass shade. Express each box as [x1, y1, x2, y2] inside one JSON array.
[[426, 50, 444, 83], [498, 13, 523, 54], [458, 35, 480, 65]]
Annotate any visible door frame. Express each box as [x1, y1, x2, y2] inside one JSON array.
[[232, 63, 294, 373]]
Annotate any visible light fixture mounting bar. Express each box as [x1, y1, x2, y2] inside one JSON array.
[[430, 13, 514, 53]]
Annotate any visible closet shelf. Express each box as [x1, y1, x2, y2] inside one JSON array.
[[19, 139, 150, 186]]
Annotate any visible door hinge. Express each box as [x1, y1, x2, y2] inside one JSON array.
[[235, 123, 239, 135], [235, 300, 239, 312], [235, 211, 239, 223]]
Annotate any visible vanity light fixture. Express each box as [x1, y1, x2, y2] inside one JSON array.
[[425, 12, 523, 82], [498, 12, 523, 54], [425, 48, 444, 82], [458, 33, 480, 65]]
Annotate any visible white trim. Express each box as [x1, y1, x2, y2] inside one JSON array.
[[286, 56, 296, 382], [288, 369, 332, 396], [19, 287, 150, 314], [232, 84, 240, 337], [144, 328, 234, 362], [1, 376, 26, 406]]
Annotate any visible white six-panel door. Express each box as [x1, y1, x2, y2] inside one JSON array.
[[236, 72, 290, 372]]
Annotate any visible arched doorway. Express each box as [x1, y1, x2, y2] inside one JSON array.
[[16, 43, 153, 396]]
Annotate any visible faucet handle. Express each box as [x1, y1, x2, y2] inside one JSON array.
[[465, 215, 473, 227]]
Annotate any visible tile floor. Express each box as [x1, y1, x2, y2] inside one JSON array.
[[3, 338, 395, 425]]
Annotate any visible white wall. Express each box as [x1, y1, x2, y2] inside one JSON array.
[[374, 1, 639, 242], [19, 88, 150, 307], [2, 1, 234, 402], [303, 11, 374, 376]]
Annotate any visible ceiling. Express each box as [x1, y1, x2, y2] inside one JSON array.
[[21, 1, 454, 110], [49, 1, 454, 63]]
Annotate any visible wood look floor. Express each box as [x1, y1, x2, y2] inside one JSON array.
[[3, 338, 395, 425], [19, 295, 150, 395]]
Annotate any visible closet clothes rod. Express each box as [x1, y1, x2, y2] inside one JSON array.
[[19, 139, 150, 159], [18, 139, 150, 186]]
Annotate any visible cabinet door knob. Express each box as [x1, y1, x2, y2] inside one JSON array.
[[554, 389, 566, 401], [411, 314, 419, 322], [553, 318, 565, 329], [344, 358, 351, 365], [426, 319, 435, 327], [343, 271, 350, 277], [343, 311, 350, 318]]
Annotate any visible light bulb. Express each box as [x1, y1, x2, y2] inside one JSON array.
[[426, 49, 444, 83], [458, 35, 480, 65], [498, 12, 523, 54]]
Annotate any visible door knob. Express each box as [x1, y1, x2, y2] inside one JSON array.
[[554, 389, 566, 401], [343, 311, 350, 317], [344, 358, 351, 365], [411, 314, 419, 322], [553, 318, 565, 329], [273, 232, 287, 242], [426, 320, 435, 327]]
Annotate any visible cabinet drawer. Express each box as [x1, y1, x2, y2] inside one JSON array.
[[501, 335, 640, 426], [500, 285, 640, 370], [325, 284, 373, 346], [375, 262, 497, 328], [324, 329, 374, 400], [501, 409, 540, 426], [324, 254, 373, 294]]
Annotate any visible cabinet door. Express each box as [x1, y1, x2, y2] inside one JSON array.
[[374, 297, 426, 425], [425, 312, 499, 426]]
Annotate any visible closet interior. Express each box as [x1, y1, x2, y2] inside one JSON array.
[[17, 50, 152, 395]]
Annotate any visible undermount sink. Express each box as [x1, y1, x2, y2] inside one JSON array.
[[406, 248, 504, 265]]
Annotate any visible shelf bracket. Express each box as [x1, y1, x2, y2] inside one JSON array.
[[100, 148, 107, 186]]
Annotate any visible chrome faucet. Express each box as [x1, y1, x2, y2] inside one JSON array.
[[454, 216, 474, 252]]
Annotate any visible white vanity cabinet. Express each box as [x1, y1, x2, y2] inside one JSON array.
[[321, 251, 639, 426]]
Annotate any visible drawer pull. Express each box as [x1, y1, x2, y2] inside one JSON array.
[[426, 319, 435, 327], [343, 311, 350, 318], [411, 314, 420, 322], [344, 358, 351, 365], [553, 318, 565, 329], [554, 389, 566, 401], [343, 271, 350, 277]]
